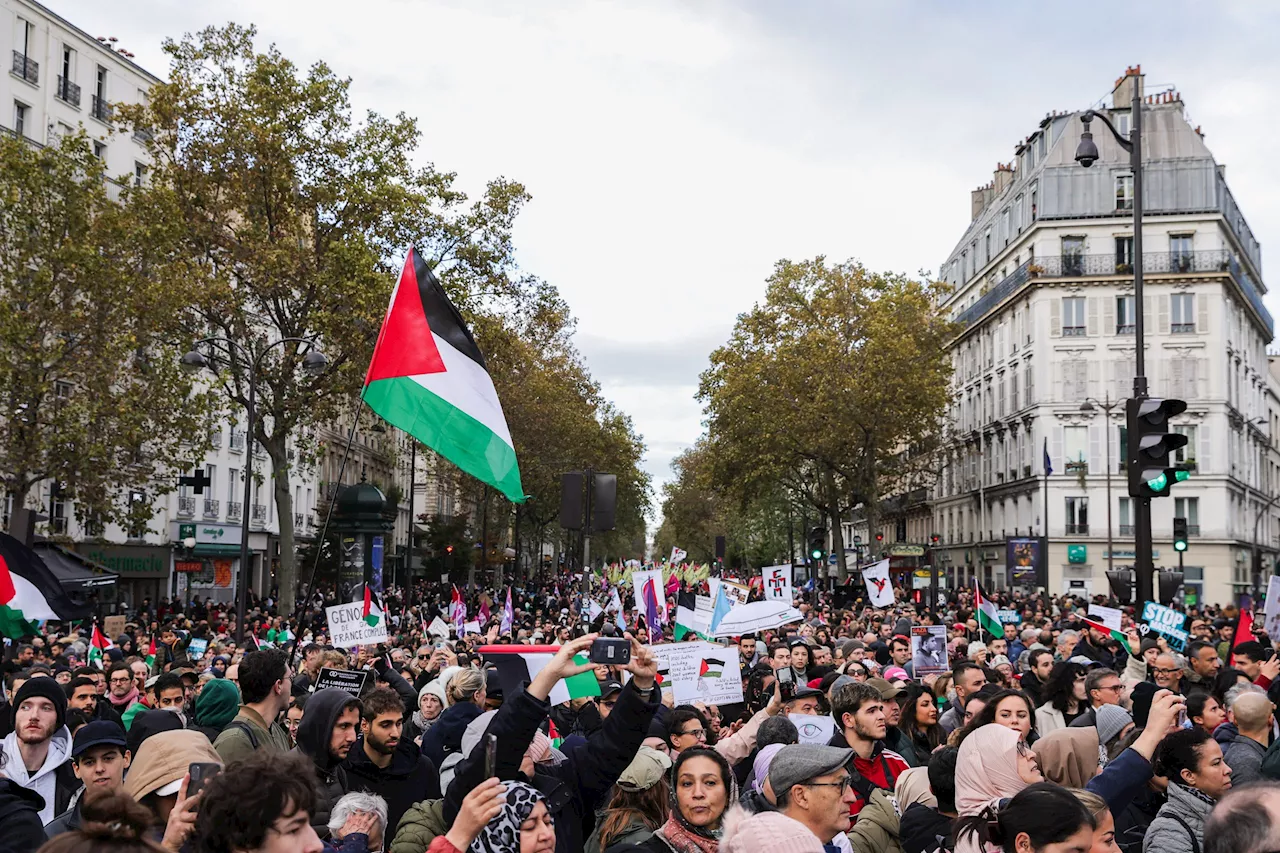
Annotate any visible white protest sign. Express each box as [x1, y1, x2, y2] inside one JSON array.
[[647, 642, 743, 706], [463, 620, 481, 635], [1087, 604, 1123, 632], [326, 600, 389, 649], [790, 713, 835, 745], [712, 578, 751, 607], [862, 559, 895, 608], [763, 564, 793, 602], [427, 617, 451, 638], [1265, 577, 1280, 640]]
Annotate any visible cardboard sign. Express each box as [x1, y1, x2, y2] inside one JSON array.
[[763, 564, 793, 602], [910, 625, 949, 676], [314, 667, 369, 697], [326, 600, 389, 649], [103, 616, 126, 640], [647, 642, 743, 706], [1141, 601, 1188, 651], [1088, 604, 1123, 632]]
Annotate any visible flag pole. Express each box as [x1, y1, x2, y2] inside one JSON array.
[[288, 396, 368, 668]]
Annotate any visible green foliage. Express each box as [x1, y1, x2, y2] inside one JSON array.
[[0, 130, 212, 533]]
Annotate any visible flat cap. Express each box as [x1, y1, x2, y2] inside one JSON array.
[[768, 744, 854, 795]]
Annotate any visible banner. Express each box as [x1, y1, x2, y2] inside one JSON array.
[[763, 564, 793, 602], [647, 642, 742, 706], [315, 667, 370, 697], [1140, 601, 1188, 651], [862, 559, 895, 608], [326, 600, 389, 649], [910, 625, 948, 676]]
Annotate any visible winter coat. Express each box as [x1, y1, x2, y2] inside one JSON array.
[[938, 699, 965, 735], [192, 678, 240, 743], [342, 736, 441, 840], [1114, 785, 1164, 853], [1034, 703, 1066, 736], [442, 679, 661, 853], [1223, 734, 1267, 787], [1068, 707, 1098, 729], [419, 702, 483, 771], [389, 798, 447, 853], [0, 726, 78, 824], [1143, 784, 1213, 853], [826, 730, 910, 818], [294, 687, 358, 837], [899, 803, 953, 853], [212, 705, 292, 766], [585, 815, 656, 853], [883, 726, 921, 768], [1085, 747, 1155, 817], [846, 787, 903, 853], [43, 785, 84, 837], [0, 778, 46, 853]]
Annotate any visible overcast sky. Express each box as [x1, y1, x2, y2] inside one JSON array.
[[58, 0, 1280, 512]]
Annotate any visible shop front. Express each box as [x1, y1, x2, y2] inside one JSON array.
[[171, 522, 242, 606], [74, 543, 166, 612]]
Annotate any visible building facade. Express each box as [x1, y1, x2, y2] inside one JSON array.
[[930, 67, 1278, 607]]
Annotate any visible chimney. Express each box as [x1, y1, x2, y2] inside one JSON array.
[[993, 162, 1014, 196], [1112, 64, 1144, 109], [972, 186, 988, 221]]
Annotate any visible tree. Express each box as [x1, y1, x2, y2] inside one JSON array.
[[123, 24, 533, 613], [698, 257, 954, 582], [0, 130, 211, 535]]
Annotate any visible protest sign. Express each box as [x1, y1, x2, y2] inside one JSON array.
[[862, 559, 895, 608], [314, 667, 370, 697], [790, 713, 835, 745], [326, 599, 389, 649], [1265, 577, 1280, 640], [647, 642, 743, 706], [186, 638, 208, 661], [427, 617, 451, 638], [711, 601, 804, 638], [1087, 604, 1123, 632], [631, 569, 667, 623], [997, 610, 1021, 624], [1141, 601, 1188, 651], [711, 578, 751, 607], [103, 615, 126, 640], [910, 625, 948, 676], [763, 564, 793, 602]]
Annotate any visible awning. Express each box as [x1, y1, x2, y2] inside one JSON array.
[[33, 543, 119, 589]]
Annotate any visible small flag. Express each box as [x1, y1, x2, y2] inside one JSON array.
[[699, 657, 725, 678], [609, 588, 627, 634], [479, 597, 491, 627], [974, 581, 1004, 639], [500, 588, 514, 636], [1082, 617, 1135, 657], [89, 624, 114, 669], [1043, 437, 1053, 476], [450, 585, 467, 630], [479, 644, 601, 705], [144, 637, 156, 669], [1230, 609, 1255, 667], [362, 585, 384, 628], [709, 584, 733, 635]]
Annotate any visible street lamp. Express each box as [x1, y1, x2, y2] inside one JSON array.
[[1080, 395, 1125, 576], [1075, 84, 1155, 602], [181, 337, 327, 643]]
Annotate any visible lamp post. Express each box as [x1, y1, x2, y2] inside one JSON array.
[[1075, 83, 1153, 602], [181, 338, 327, 644], [1080, 395, 1124, 576]]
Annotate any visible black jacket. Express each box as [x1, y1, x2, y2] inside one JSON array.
[[43, 786, 83, 838], [443, 679, 661, 853], [1113, 784, 1165, 853], [293, 687, 358, 836], [899, 802, 954, 853], [420, 702, 483, 770], [0, 779, 47, 853], [343, 737, 441, 839]]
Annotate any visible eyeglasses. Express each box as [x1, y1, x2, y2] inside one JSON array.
[[1016, 741, 1036, 759], [805, 776, 852, 794], [1152, 667, 1181, 675], [679, 728, 706, 740], [109, 676, 132, 684], [1096, 684, 1125, 693]]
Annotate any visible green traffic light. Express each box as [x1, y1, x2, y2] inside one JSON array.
[[811, 549, 823, 560], [1174, 469, 1190, 483], [1174, 539, 1187, 552], [1145, 472, 1167, 492]]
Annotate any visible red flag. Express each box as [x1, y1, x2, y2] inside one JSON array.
[[1230, 608, 1255, 667], [0, 554, 15, 605]]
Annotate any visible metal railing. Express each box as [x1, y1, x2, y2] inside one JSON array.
[[90, 95, 111, 122], [132, 127, 153, 143], [1119, 524, 1134, 536], [229, 432, 245, 452], [294, 513, 304, 527], [251, 504, 267, 523], [226, 501, 242, 521], [208, 429, 223, 449], [203, 499, 220, 519], [56, 75, 80, 107], [178, 496, 196, 517], [11, 51, 38, 84], [1066, 523, 1089, 535], [307, 513, 316, 528]]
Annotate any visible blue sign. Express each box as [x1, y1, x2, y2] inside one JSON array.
[[1141, 600, 1188, 651], [187, 638, 208, 660], [371, 535, 384, 593]]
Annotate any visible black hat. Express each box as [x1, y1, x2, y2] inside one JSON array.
[[1130, 681, 1158, 728], [12, 677, 67, 732], [72, 720, 127, 758], [785, 686, 824, 704], [598, 679, 623, 699]]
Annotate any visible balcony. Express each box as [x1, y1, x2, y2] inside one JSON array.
[[1066, 523, 1089, 535], [226, 501, 242, 521], [251, 504, 267, 526], [229, 432, 245, 453], [208, 429, 223, 450], [1119, 524, 1134, 536], [294, 513, 304, 528], [203, 499, 220, 519], [90, 95, 111, 122], [11, 51, 38, 84], [56, 76, 80, 107], [178, 496, 196, 518], [307, 513, 317, 529], [132, 127, 153, 144]]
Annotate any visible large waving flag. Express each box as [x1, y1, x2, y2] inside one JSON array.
[[974, 581, 1003, 638], [0, 532, 88, 638], [362, 248, 524, 502]]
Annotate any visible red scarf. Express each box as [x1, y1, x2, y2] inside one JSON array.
[[107, 685, 140, 709]]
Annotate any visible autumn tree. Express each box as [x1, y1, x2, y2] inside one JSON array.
[[698, 257, 954, 582], [0, 131, 211, 535], [123, 24, 533, 612]]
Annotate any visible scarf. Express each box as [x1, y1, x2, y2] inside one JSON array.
[[656, 758, 739, 853], [470, 781, 545, 853], [107, 685, 140, 709], [412, 710, 439, 733], [1174, 782, 1218, 807]]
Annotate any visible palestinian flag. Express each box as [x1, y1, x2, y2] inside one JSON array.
[[655, 664, 669, 686], [480, 645, 601, 706], [974, 581, 1003, 639], [674, 591, 712, 641], [1082, 617, 1135, 657], [0, 532, 87, 639], [144, 637, 156, 669], [362, 248, 524, 502], [362, 585, 383, 628], [89, 624, 113, 669], [699, 657, 725, 678]]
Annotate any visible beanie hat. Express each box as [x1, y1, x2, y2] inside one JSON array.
[[1129, 681, 1158, 728], [1095, 704, 1134, 746], [721, 806, 825, 853], [1140, 637, 1160, 655], [12, 677, 67, 731]]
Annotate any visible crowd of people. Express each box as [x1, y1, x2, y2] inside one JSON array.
[[4, 578, 1280, 853]]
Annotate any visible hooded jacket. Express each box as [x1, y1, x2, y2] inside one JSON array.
[[293, 687, 359, 835], [342, 736, 441, 840], [0, 777, 46, 853], [192, 678, 241, 742], [846, 787, 902, 853], [123, 729, 222, 802], [0, 726, 77, 824]]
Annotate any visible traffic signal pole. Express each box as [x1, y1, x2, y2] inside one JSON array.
[[1128, 90, 1157, 607]]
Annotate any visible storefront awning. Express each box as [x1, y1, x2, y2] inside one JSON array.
[[33, 543, 119, 589]]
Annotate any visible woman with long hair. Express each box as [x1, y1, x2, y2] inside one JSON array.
[[1034, 661, 1087, 734], [954, 783, 1095, 853], [1144, 728, 1233, 853], [587, 748, 671, 853], [1071, 789, 1117, 853], [1185, 693, 1227, 735], [899, 683, 945, 759], [957, 690, 1037, 745]]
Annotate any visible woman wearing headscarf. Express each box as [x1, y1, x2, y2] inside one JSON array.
[[955, 724, 1040, 838], [428, 778, 554, 853], [643, 746, 737, 853], [1034, 727, 1100, 788]]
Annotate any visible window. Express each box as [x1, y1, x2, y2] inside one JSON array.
[[1172, 293, 1195, 333], [1116, 175, 1134, 211], [1119, 497, 1132, 535], [1062, 236, 1085, 275], [1115, 236, 1134, 271], [1064, 426, 1088, 473], [984, 229, 992, 264], [1063, 297, 1086, 336], [1174, 425, 1197, 466], [1065, 497, 1089, 535], [1175, 497, 1199, 535], [1030, 183, 1038, 221], [95, 66, 107, 101], [1118, 425, 1128, 472], [92, 140, 106, 160], [134, 162, 146, 187], [1115, 111, 1131, 139], [13, 101, 26, 137], [61, 46, 73, 80], [1170, 234, 1193, 271], [1116, 295, 1136, 334]]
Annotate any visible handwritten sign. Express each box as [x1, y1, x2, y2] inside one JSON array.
[[1141, 601, 1188, 651], [763, 565, 793, 602], [647, 642, 743, 706]]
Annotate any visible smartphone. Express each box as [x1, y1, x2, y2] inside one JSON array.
[[776, 666, 795, 701], [484, 733, 498, 778], [188, 762, 222, 798], [434, 639, 448, 651], [589, 637, 631, 665]]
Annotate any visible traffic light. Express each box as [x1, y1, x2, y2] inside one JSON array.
[[1173, 517, 1188, 552], [1126, 398, 1191, 498], [875, 533, 884, 543], [808, 527, 825, 562], [1157, 570, 1185, 606], [930, 533, 940, 546], [1106, 569, 1134, 605]]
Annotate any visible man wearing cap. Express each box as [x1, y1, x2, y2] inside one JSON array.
[[45, 720, 131, 836], [0, 677, 79, 824], [784, 686, 825, 716], [596, 679, 623, 723], [868, 676, 917, 767], [769, 744, 858, 852]]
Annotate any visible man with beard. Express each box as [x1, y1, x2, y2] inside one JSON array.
[[104, 663, 140, 715], [342, 686, 440, 836], [295, 686, 362, 836], [0, 678, 79, 824], [827, 681, 908, 818]]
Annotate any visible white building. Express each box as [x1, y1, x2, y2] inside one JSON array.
[[930, 66, 1278, 607]]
